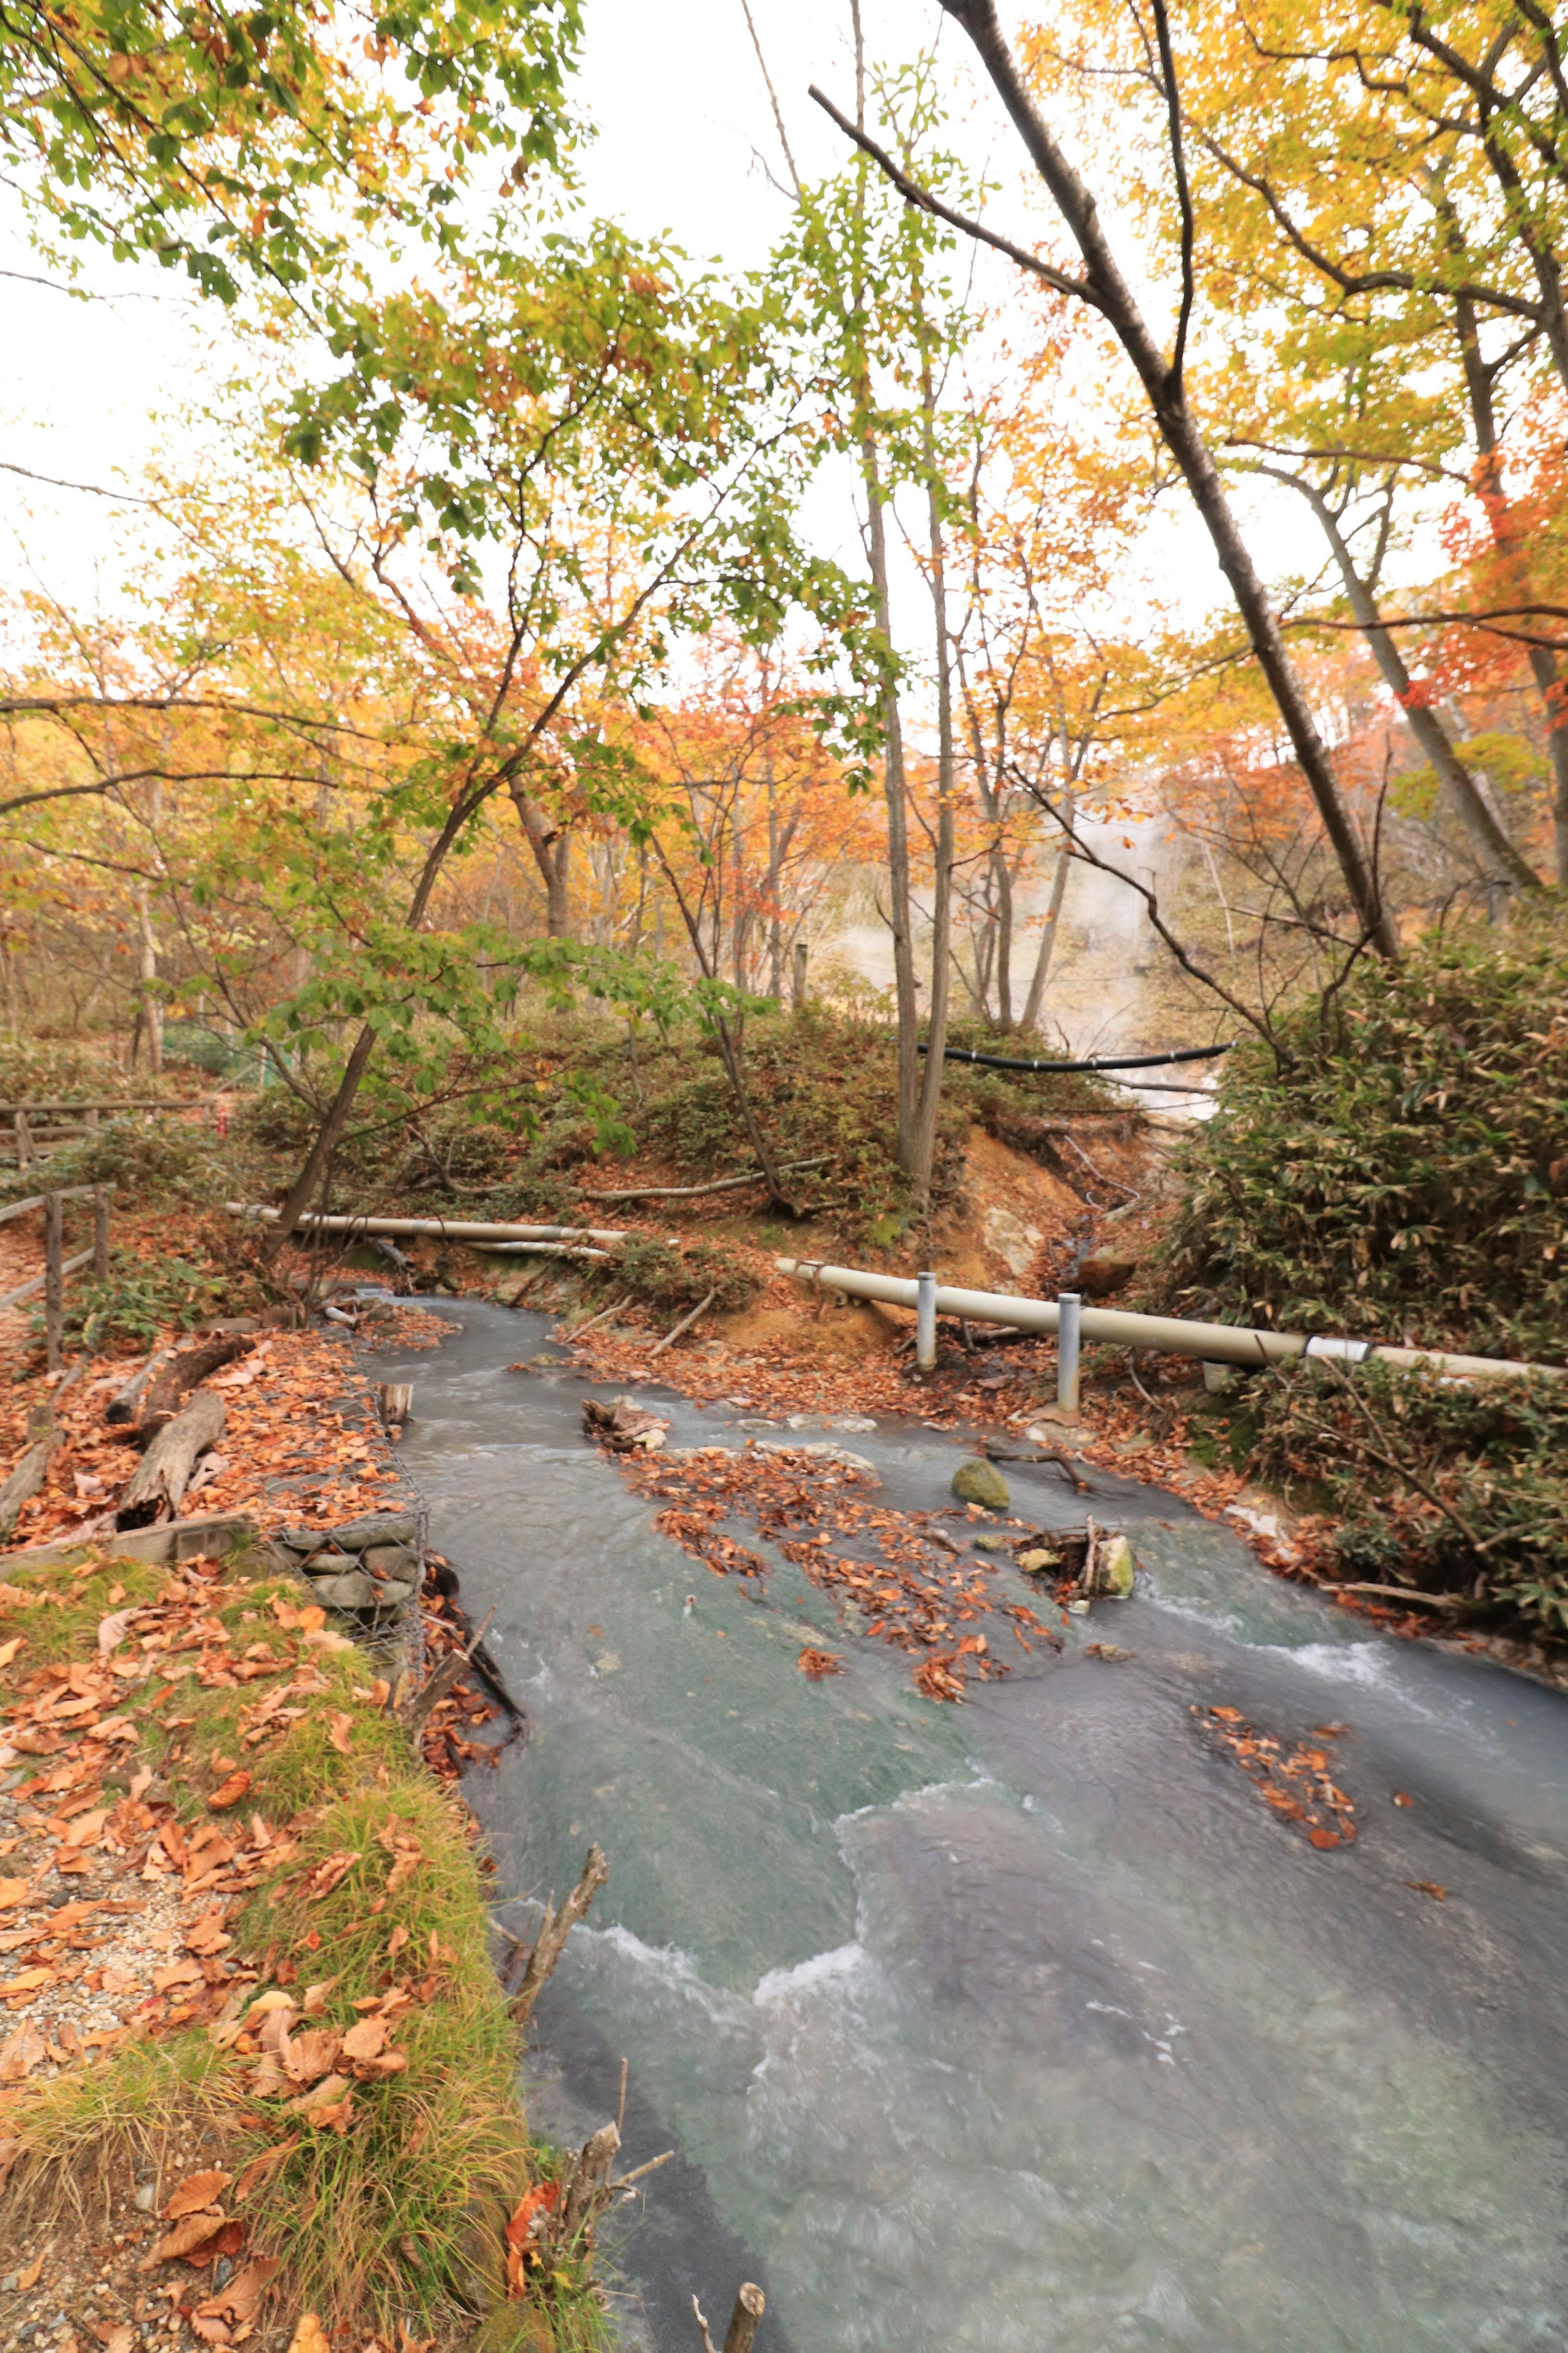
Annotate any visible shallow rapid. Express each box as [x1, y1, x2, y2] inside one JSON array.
[[377, 1301, 1568, 2353]]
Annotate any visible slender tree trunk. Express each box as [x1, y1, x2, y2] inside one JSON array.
[[1452, 289, 1568, 884], [134, 893, 163, 1075], [510, 783, 574, 937], [1020, 791, 1074, 1034], [1289, 479, 1540, 888], [991, 845, 1014, 1027], [942, 0, 1396, 956], [846, 1, 921, 1162], [906, 331, 957, 1204]]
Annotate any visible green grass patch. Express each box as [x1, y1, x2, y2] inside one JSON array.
[[0, 1546, 599, 2352]]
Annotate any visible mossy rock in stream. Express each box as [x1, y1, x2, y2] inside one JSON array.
[[952, 1458, 1009, 1510]]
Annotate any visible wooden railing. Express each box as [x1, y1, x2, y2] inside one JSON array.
[[4, 1097, 221, 1171], [0, 1186, 113, 1367]]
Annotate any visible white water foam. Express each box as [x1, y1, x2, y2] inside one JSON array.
[[753, 1940, 866, 2007]]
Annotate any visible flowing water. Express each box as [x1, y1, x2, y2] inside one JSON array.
[[376, 1301, 1568, 2353]]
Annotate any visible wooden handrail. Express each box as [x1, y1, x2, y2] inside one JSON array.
[[0, 1185, 111, 1227], [1, 1097, 220, 1114]]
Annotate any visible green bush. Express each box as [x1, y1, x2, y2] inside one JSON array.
[[1158, 931, 1568, 1362], [599, 1233, 759, 1315], [1246, 1358, 1568, 1637], [53, 1247, 235, 1352], [2, 1117, 214, 1206]]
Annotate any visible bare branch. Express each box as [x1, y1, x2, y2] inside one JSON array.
[[806, 84, 1100, 308]]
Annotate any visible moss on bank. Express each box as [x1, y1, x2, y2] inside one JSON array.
[[0, 1545, 602, 2352]]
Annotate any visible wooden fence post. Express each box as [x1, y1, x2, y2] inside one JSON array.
[[94, 1185, 110, 1278], [15, 1110, 31, 1172], [44, 1191, 63, 1373]]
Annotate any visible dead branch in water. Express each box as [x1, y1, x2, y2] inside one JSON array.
[[507, 1843, 608, 2027]]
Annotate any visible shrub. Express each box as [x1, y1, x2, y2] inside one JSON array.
[[1245, 1358, 1568, 1637], [599, 1233, 759, 1315], [4, 1116, 213, 1205], [1157, 931, 1568, 1362], [55, 1246, 238, 1351]]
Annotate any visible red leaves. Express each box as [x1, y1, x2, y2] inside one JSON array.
[[796, 1648, 844, 1679], [504, 2179, 561, 2297], [1194, 1704, 1359, 1851], [624, 1443, 1025, 1702]]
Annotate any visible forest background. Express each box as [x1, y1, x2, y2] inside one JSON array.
[[2, 0, 1567, 1227]]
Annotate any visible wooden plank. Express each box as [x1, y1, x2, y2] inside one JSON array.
[[0, 1096, 218, 1115], [0, 1187, 103, 1227], [0, 1245, 94, 1313]]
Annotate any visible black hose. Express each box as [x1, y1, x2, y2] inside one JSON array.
[[917, 1040, 1234, 1075]]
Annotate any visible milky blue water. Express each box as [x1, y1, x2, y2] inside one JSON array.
[[377, 1301, 1568, 2353]]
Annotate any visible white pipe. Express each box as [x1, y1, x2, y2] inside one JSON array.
[[1057, 1291, 1082, 1411], [776, 1259, 1561, 1384], [915, 1270, 937, 1372], [229, 1204, 628, 1246]]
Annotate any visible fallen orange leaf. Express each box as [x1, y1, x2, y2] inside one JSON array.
[[166, 2170, 232, 2221]]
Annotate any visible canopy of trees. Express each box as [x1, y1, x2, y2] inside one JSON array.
[[5, 0, 1567, 1226]]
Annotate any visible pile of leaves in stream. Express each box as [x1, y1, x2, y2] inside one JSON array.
[[605, 1437, 1065, 1702], [1237, 1358, 1568, 1637], [1192, 1704, 1358, 1851], [0, 1545, 590, 2352], [1157, 927, 1568, 1363]]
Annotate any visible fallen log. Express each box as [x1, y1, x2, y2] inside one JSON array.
[[116, 1387, 225, 1529], [105, 1345, 178, 1428], [0, 1367, 87, 1538], [136, 1335, 253, 1439], [0, 1438, 53, 1540]]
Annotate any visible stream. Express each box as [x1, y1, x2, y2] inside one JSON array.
[[374, 1300, 1568, 2353]]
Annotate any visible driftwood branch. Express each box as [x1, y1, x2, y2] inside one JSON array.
[[693, 2283, 766, 2353], [403, 1607, 495, 1737], [572, 1294, 633, 1338], [1335, 1582, 1470, 1612], [649, 1290, 718, 1360], [575, 1159, 825, 1203], [116, 1387, 225, 1528], [507, 1843, 608, 2027]]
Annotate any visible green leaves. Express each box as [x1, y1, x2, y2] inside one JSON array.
[[1160, 926, 1568, 1361], [2, 0, 584, 306]]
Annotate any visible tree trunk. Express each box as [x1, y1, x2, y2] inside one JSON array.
[[906, 326, 958, 1204], [134, 879, 163, 1077], [1451, 289, 1568, 884], [1020, 793, 1075, 1034], [943, 0, 1397, 957], [116, 1388, 225, 1529], [991, 845, 1015, 1028], [1287, 477, 1539, 887], [510, 783, 574, 937]]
